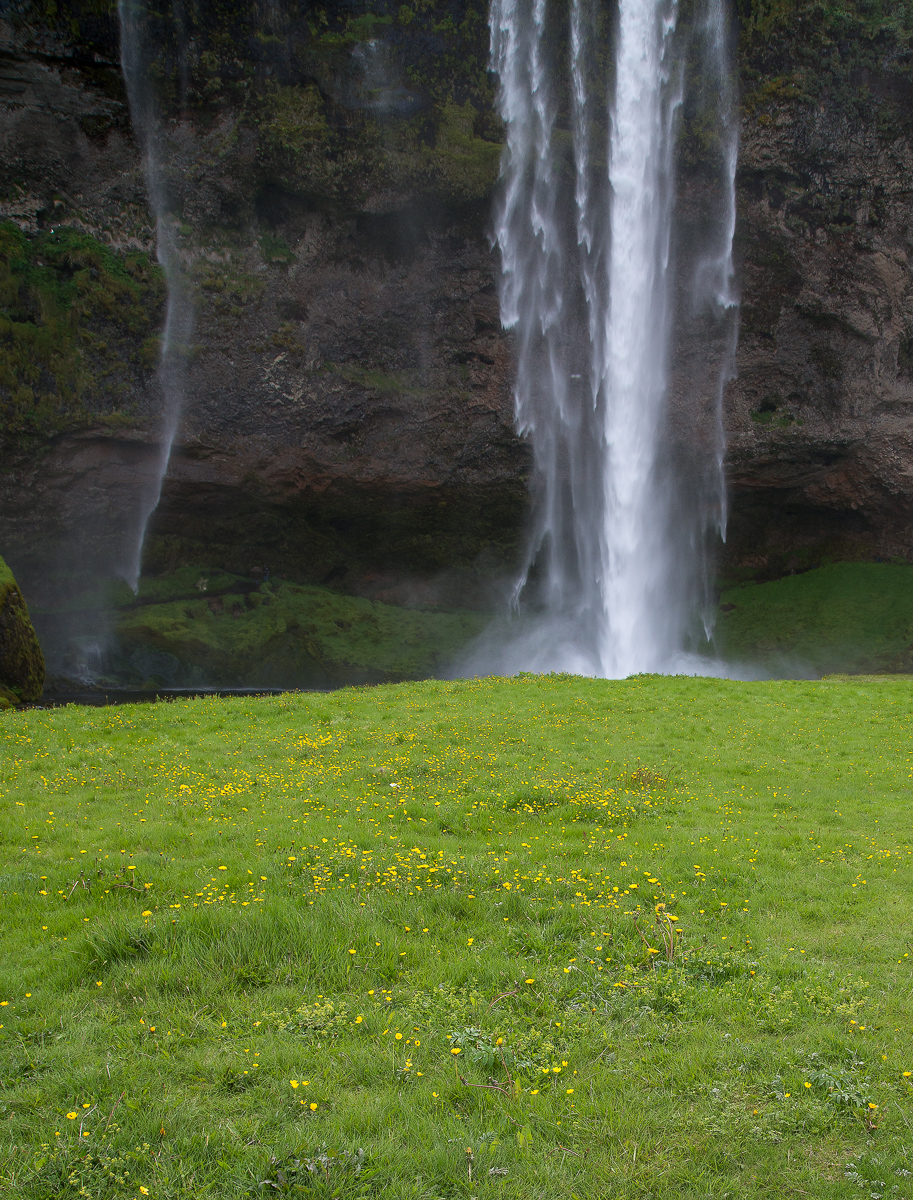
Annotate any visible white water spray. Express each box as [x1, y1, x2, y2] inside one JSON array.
[[472, 0, 739, 677], [118, 0, 193, 591]]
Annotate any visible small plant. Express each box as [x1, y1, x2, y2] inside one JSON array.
[[632, 903, 679, 965], [258, 232, 296, 266], [257, 1147, 375, 1197]]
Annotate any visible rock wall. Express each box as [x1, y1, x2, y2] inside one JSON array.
[[3, 0, 913, 619], [0, 0, 527, 615]]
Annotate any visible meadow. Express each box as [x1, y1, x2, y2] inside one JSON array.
[[0, 674, 911, 1198], [718, 562, 913, 676]]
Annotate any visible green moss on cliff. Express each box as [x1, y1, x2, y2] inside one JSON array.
[[0, 223, 165, 446], [738, 0, 913, 128], [0, 553, 45, 704], [716, 561, 913, 675]]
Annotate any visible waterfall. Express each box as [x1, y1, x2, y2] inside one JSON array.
[[473, 0, 739, 678], [118, 0, 193, 591]]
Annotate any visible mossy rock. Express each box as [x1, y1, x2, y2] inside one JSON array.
[[0, 554, 45, 703], [0, 222, 164, 448]]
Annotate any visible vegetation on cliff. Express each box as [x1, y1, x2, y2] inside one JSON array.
[[27, 0, 503, 211], [0, 223, 164, 448], [0, 552, 45, 704], [1, 675, 911, 1196], [738, 0, 913, 129]]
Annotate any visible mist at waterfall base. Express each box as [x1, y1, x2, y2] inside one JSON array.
[[458, 0, 740, 681]]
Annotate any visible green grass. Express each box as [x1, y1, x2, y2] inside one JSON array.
[[31, 566, 489, 688], [717, 562, 913, 676], [115, 580, 487, 687], [1, 674, 912, 1198]]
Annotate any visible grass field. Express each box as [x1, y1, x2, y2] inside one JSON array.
[[717, 562, 913, 676], [1, 674, 911, 1198]]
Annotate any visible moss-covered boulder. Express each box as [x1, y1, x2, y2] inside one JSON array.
[[0, 555, 45, 705]]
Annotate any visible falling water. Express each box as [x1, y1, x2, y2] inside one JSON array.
[[470, 0, 738, 677], [118, 0, 193, 591]]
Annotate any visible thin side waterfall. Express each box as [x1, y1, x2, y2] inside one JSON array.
[[467, 0, 739, 678], [118, 0, 193, 591]]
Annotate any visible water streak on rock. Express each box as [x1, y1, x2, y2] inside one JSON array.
[[118, 0, 194, 591]]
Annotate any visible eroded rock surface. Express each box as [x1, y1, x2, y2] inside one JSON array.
[[725, 101, 913, 575]]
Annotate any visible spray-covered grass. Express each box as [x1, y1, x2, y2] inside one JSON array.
[[115, 580, 487, 687], [717, 562, 913, 676], [1, 674, 912, 1198], [30, 567, 488, 688]]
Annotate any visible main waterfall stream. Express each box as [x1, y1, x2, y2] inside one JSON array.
[[466, 0, 739, 677]]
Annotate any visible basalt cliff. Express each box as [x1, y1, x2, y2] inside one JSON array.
[[2, 0, 913, 667]]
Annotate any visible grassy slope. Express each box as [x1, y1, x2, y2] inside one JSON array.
[[32, 567, 488, 688], [115, 581, 487, 687], [717, 562, 913, 675], [1, 675, 911, 1198]]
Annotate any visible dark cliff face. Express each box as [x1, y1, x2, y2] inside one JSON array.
[[2, 0, 913, 614], [0, 0, 527, 613], [723, 0, 913, 577]]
